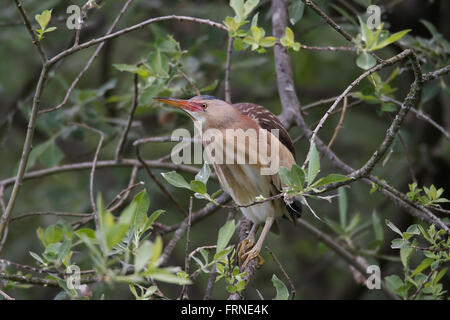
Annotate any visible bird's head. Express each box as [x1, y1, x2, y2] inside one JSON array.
[[154, 95, 240, 129]]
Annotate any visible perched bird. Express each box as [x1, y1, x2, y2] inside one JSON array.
[[154, 95, 301, 267]]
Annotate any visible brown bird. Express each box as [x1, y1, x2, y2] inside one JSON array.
[[155, 95, 301, 267]]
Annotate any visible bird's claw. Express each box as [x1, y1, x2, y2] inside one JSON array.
[[241, 247, 264, 268], [237, 239, 264, 268]]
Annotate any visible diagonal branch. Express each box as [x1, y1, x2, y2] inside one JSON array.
[[13, 0, 48, 63]]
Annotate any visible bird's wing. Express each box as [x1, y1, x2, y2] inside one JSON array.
[[233, 102, 302, 223], [232, 102, 296, 160]]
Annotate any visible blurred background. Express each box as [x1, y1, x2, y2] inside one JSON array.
[[0, 0, 449, 299]]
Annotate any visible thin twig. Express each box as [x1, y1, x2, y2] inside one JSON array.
[[180, 197, 193, 300], [178, 70, 201, 96], [265, 246, 296, 300], [0, 65, 49, 253], [10, 211, 91, 223], [160, 193, 229, 264], [107, 166, 141, 212], [327, 95, 348, 149], [13, 0, 48, 62], [48, 15, 227, 66], [0, 287, 14, 300], [72, 123, 105, 229], [411, 269, 434, 300], [0, 159, 204, 188], [106, 181, 144, 211], [301, 44, 356, 52], [115, 72, 139, 161], [303, 49, 413, 169], [301, 0, 382, 63], [225, 36, 233, 103], [203, 264, 217, 300], [296, 219, 399, 300], [39, 0, 134, 114], [135, 144, 188, 217]]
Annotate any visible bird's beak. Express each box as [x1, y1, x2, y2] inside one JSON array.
[[154, 97, 203, 112]]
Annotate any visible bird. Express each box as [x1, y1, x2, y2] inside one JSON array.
[[154, 95, 302, 268]]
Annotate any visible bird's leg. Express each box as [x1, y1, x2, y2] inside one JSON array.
[[241, 215, 275, 268], [237, 223, 259, 266]]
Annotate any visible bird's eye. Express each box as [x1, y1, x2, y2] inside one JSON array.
[[202, 103, 207, 109]]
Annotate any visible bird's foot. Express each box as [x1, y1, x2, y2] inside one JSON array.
[[237, 238, 264, 268], [237, 238, 255, 266], [240, 246, 264, 268]]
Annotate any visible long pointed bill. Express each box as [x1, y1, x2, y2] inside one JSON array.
[[154, 97, 203, 112]]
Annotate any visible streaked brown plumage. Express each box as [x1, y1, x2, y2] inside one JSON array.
[[154, 95, 301, 267]]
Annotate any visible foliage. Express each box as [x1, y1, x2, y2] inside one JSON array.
[[385, 220, 450, 300]]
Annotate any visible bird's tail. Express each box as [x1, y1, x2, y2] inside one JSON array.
[[283, 195, 302, 224]]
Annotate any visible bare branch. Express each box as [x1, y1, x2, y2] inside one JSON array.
[[10, 211, 91, 223], [39, 0, 134, 114], [72, 123, 105, 229], [0, 65, 49, 252], [296, 219, 399, 300], [180, 197, 193, 300], [0, 287, 14, 300], [135, 141, 189, 218], [48, 15, 227, 66], [225, 36, 234, 103], [0, 159, 205, 188], [303, 49, 413, 168]]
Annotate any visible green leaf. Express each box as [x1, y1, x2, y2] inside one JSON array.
[[358, 16, 375, 49], [45, 225, 64, 245], [75, 228, 96, 240], [135, 240, 153, 272], [385, 219, 402, 237], [288, 0, 304, 25], [384, 274, 404, 291], [371, 29, 411, 51], [372, 211, 383, 243], [272, 274, 289, 300], [260, 36, 277, 47], [338, 187, 347, 228], [434, 267, 448, 285], [113, 64, 150, 78], [243, 0, 259, 18], [131, 189, 150, 231], [142, 209, 165, 232], [40, 140, 64, 168], [152, 49, 169, 77], [35, 9, 52, 30], [44, 26, 57, 33], [145, 267, 191, 285], [190, 180, 207, 194], [411, 258, 433, 277], [29, 251, 46, 266], [307, 142, 320, 185], [161, 171, 191, 189], [391, 238, 406, 249], [151, 236, 163, 266], [195, 163, 211, 184], [230, 0, 245, 20], [216, 219, 235, 253], [356, 52, 376, 70], [312, 174, 349, 188], [290, 165, 305, 189], [279, 166, 291, 187], [400, 246, 413, 268], [106, 224, 129, 250], [381, 102, 397, 112]]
